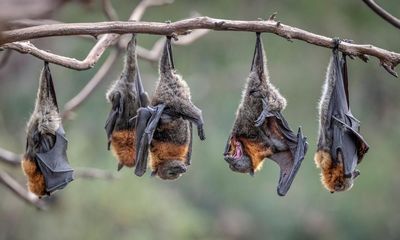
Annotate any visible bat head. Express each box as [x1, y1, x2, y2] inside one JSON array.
[[224, 138, 253, 175], [315, 150, 361, 193], [153, 160, 187, 180], [333, 169, 360, 193]]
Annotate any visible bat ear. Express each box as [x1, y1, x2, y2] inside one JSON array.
[[250, 32, 265, 75], [159, 36, 175, 75], [38, 62, 59, 111]]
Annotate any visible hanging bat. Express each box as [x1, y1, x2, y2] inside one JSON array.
[[223, 33, 308, 196], [105, 34, 149, 171], [21, 62, 74, 197], [314, 39, 369, 193], [134, 36, 205, 180]]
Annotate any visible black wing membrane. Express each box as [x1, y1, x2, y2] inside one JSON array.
[[185, 122, 193, 165], [328, 47, 369, 178], [134, 104, 166, 176], [104, 92, 123, 150], [36, 127, 74, 193], [253, 33, 308, 196], [32, 62, 73, 195], [256, 107, 308, 196], [268, 116, 307, 196], [135, 67, 150, 108]]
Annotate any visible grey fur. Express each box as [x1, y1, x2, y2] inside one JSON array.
[[25, 63, 61, 158], [151, 39, 204, 144], [316, 57, 335, 151], [106, 35, 140, 131], [231, 39, 286, 138], [26, 65, 60, 137]]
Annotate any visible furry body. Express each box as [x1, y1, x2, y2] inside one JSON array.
[[314, 49, 368, 193], [22, 63, 72, 197], [105, 35, 146, 170]]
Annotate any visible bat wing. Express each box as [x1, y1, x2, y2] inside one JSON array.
[[328, 51, 369, 178], [134, 104, 166, 176], [36, 127, 74, 194], [104, 92, 123, 150], [185, 122, 193, 165], [268, 112, 308, 196], [254, 94, 308, 196], [135, 70, 150, 108], [331, 113, 369, 177]]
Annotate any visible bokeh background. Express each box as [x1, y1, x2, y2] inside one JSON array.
[[1, 0, 400, 239]]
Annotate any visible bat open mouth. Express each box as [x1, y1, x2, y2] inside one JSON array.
[[224, 139, 252, 174]]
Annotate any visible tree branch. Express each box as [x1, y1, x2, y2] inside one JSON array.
[[0, 171, 46, 210], [1, 17, 399, 74], [62, 50, 120, 119], [0, 147, 21, 167], [0, 0, 173, 70], [362, 0, 400, 30], [5, 19, 65, 30], [102, 0, 119, 21]]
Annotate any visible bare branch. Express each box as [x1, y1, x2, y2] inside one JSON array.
[[5, 19, 64, 30], [3, 41, 98, 70], [62, 50, 120, 119], [102, 0, 119, 21], [362, 0, 400, 30], [135, 38, 165, 62], [0, 147, 21, 167], [75, 168, 119, 180], [130, 0, 174, 21], [0, 0, 174, 70], [1, 0, 173, 70], [1, 17, 399, 74], [0, 171, 46, 210]]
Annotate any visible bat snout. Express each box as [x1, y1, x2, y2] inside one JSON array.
[[225, 155, 252, 174], [157, 160, 187, 180]]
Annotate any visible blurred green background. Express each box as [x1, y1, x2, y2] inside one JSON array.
[[1, 0, 400, 239]]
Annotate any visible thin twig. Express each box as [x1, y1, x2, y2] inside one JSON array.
[[0, 147, 21, 167], [135, 38, 165, 62], [362, 0, 400, 30], [1, 0, 173, 70], [0, 171, 46, 210], [102, 0, 119, 21], [75, 168, 119, 180], [1, 17, 400, 75], [130, 0, 174, 21], [5, 19, 65, 30], [62, 50, 120, 119]]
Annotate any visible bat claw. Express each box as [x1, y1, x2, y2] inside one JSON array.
[[198, 126, 206, 140], [117, 163, 123, 171]]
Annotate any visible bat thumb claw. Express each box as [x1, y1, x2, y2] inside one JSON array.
[[117, 163, 124, 171]]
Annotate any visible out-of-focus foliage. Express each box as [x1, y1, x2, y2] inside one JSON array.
[[1, 1, 400, 239]]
